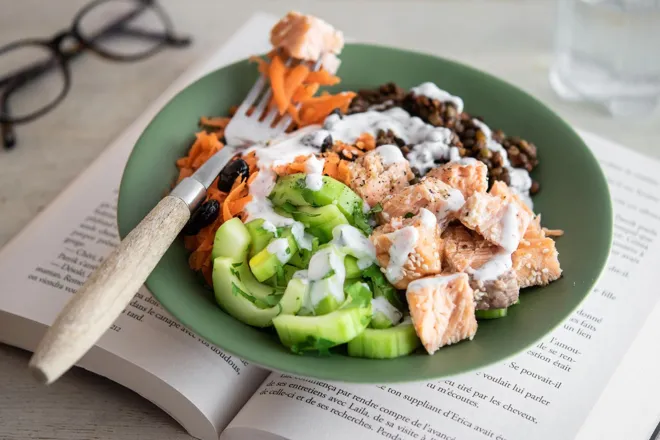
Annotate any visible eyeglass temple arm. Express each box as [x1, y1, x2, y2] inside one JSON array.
[[110, 26, 191, 46]]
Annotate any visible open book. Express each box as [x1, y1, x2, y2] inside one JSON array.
[[2, 12, 660, 440]]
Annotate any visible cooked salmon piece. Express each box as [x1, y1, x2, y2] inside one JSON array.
[[406, 273, 478, 354], [426, 161, 488, 198], [471, 269, 519, 310], [349, 147, 414, 207], [371, 209, 441, 289], [512, 236, 562, 288], [458, 192, 531, 252], [270, 12, 344, 62], [377, 176, 465, 224], [441, 223, 520, 309], [489, 181, 539, 237], [441, 223, 499, 272]]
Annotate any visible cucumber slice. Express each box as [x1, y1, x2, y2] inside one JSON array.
[[347, 318, 421, 359], [476, 308, 508, 319], [288, 236, 319, 269], [293, 205, 349, 243], [344, 255, 361, 279], [313, 295, 340, 315], [270, 173, 366, 226], [269, 174, 309, 206], [273, 279, 372, 353], [265, 264, 299, 289], [212, 217, 251, 262], [212, 258, 305, 327], [362, 265, 405, 311], [369, 296, 403, 329], [245, 219, 277, 258], [249, 231, 298, 282]]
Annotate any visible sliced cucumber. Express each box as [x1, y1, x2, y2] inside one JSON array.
[[476, 308, 508, 319], [264, 264, 299, 289], [369, 296, 403, 329], [293, 205, 349, 243], [269, 174, 309, 207], [212, 258, 305, 327], [344, 255, 361, 279], [270, 173, 365, 225], [288, 236, 319, 269], [273, 279, 372, 353], [362, 265, 405, 311], [347, 318, 421, 359], [212, 217, 251, 262], [245, 219, 277, 258], [249, 231, 298, 282], [313, 295, 340, 315]]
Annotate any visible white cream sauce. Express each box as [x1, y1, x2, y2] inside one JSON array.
[[331, 224, 377, 269], [374, 144, 405, 166], [304, 155, 325, 191], [471, 203, 521, 282], [266, 238, 291, 263], [436, 187, 466, 221], [471, 118, 533, 208], [419, 208, 437, 229], [384, 226, 419, 284], [291, 222, 314, 251], [411, 82, 465, 113], [304, 245, 346, 311], [371, 296, 403, 325]]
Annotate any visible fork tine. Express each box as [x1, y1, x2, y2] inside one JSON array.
[[274, 114, 293, 131], [233, 76, 268, 117]]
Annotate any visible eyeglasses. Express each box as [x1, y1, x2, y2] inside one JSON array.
[[0, 0, 191, 149]]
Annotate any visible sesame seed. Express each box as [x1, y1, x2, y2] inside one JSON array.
[[525, 263, 532, 269], [542, 248, 550, 254], [542, 268, 549, 274]]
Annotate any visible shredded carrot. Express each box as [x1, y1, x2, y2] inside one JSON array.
[[355, 133, 376, 151], [284, 64, 311, 101], [223, 181, 247, 222], [337, 160, 351, 185], [305, 70, 340, 86], [299, 92, 356, 126], [249, 55, 270, 75], [247, 171, 259, 185], [292, 83, 319, 102], [229, 195, 253, 215], [543, 228, 565, 237], [269, 55, 288, 115], [199, 116, 231, 129]]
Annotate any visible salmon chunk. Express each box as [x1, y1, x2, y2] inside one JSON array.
[[371, 209, 441, 289], [349, 147, 414, 207], [427, 161, 488, 198], [270, 11, 344, 62], [442, 223, 520, 309], [458, 192, 531, 252], [512, 237, 562, 288], [377, 176, 465, 224], [406, 273, 478, 354], [441, 223, 500, 272], [489, 181, 538, 237], [471, 270, 519, 310]]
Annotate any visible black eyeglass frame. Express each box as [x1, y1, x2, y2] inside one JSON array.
[[0, 0, 191, 148]]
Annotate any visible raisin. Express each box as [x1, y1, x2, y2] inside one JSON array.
[[217, 158, 249, 192], [183, 200, 220, 236]]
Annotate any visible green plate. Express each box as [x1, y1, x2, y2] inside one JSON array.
[[118, 43, 612, 383]]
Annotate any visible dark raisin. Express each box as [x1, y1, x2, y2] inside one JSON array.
[[321, 135, 333, 152], [219, 136, 227, 145], [217, 158, 249, 192], [530, 180, 540, 194], [183, 200, 220, 235]]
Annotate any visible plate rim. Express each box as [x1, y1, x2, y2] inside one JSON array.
[[117, 42, 613, 383]]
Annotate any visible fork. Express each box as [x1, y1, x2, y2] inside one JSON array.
[[28, 55, 319, 385]]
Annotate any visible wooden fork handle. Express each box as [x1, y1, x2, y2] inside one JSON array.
[[28, 195, 190, 384]]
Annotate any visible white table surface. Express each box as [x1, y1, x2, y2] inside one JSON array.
[[1, 1, 659, 439]]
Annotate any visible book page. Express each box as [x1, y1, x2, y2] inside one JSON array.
[[221, 131, 660, 440], [0, 12, 280, 440]]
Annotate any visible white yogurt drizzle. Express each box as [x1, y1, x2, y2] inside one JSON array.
[[304, 245, 346, 311], [411, 82, 465, 113], [384, 226, 419, 284], [471, 118, 533, 208], [371, 296, 403, 325], [331, 224, 377, 269], [266, 238, 291, 264], [419, 208, 437, 229], [437, 187, 466, 221], [291, 222, 314, 251], [471, 204, 521, 282], [373, 144, 406, 166], [304, 155, 325, 191]]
